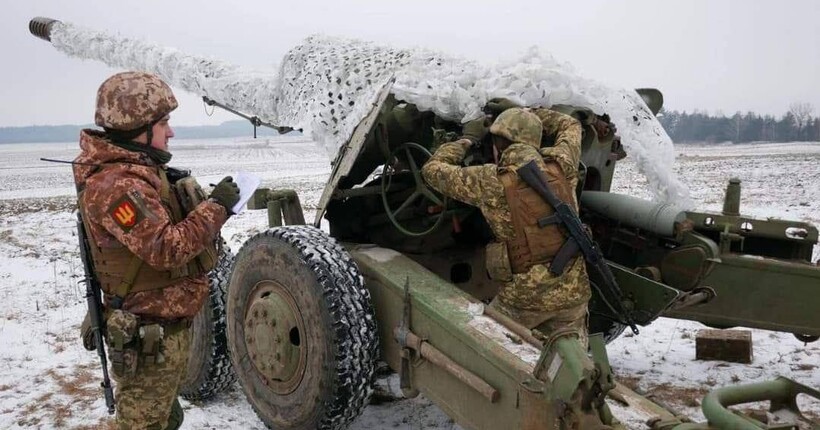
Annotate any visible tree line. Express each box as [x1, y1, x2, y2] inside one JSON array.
[[0, 120, 280, 144], [657, 102, 820, 143]]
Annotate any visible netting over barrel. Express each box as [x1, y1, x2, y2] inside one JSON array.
[[50, 21, 690, 204]]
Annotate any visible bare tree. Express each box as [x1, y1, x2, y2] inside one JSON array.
[[732, 112, 742, 142], [789, 102, 815, 140]]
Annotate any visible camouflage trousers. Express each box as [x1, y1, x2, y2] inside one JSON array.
[[489, 299, 589, 349], [111, 323, 190, 430]]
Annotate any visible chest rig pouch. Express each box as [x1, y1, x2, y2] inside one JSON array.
[[490, 159, 575, 277], [77, 166, 219, 309], [163, 168, 220, 274]]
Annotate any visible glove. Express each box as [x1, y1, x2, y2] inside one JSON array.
[[485, 98, 521, 116], [594, 118, 617, 139], [459, 117, 490, 146], [209, 176, 241, 214]]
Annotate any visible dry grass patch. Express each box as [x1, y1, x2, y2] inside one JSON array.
[[45, 402, 73, 428], [45, 330, 74, 354], [2, 309, 22, 322], [613, 373, 707, 408], [46, 331, 73, 343], [643, 383, 709, 409], [45, 368, 97, 399], [0, 197, 76, 217], [731, 406, 820, 426], [74, 417, 116, 430], [615, 374, 642, 391], [16, 366, 102, 427], [0, 229, 30, 253], [793, 363, 817, 371], [36, 392, 55, 403], [18, 400, 42, 427]]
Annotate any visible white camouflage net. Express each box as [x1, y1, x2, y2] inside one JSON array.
[[51, 21, 690, 205]]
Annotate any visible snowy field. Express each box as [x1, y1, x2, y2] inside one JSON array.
[[0, 137, 818, 429]]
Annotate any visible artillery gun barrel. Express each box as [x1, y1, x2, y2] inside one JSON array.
[[27, 16, 279, 130], [581, 191, 686, 237], [29, 17, 59, 42]]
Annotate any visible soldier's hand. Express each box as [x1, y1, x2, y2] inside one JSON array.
[[459, 116, 491, 146], [209, 176, 241, 214], [607, 120, 618, 136], [485, 98, 521, 116], [594, 118, 617, 139]]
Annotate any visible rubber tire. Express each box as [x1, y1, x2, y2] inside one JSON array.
[[227, 225, 377, 430], [793, 333, 819, 343], [180, 244, 238, 401]]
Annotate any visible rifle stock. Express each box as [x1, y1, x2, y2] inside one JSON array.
[[77, 213, 115, 414], [516, 160, 639, 334]]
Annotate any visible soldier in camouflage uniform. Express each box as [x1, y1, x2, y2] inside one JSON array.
[[74, 72, 240, 429], [421, 105, 591, 346]]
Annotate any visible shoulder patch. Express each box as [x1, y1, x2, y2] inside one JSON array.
[[108, 193, 145, 232]]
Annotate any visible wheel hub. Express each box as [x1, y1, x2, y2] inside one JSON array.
[[244, 280, 305, 394]]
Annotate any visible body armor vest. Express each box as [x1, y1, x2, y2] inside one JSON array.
[[78, 167, 218, 300], [498, 159, 575, 274]]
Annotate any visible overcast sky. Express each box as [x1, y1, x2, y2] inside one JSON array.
[[2, 0, 818, 127]]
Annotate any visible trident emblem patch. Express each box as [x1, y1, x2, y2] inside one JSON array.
[[108, 194, 144, 232]]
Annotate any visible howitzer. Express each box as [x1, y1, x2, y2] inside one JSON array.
[[76, 212, 115, 415], [30, 15, 820, 429], [516, 159, 640, 335]]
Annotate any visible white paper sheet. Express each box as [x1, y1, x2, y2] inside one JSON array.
[[232, 171, 261, 214]]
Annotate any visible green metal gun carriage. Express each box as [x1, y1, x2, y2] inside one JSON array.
[[231, 83, 819, 429]]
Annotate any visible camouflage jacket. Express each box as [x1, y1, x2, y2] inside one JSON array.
[[421, 109, 591, 313], [73, 130, 227, 320]]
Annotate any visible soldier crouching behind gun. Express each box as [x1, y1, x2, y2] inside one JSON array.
[[421, 104, 592, 346], [75, 72, 240, 429]]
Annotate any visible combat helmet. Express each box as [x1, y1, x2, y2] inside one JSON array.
[[95, 71, 178, 133], [489, 108, 542, 148]]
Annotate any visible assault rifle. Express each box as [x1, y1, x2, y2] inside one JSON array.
[[76, 213, 116, 414], [516, 160, 639, 335]]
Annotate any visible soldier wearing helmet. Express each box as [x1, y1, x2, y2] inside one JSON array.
[[73, 71, 240, 429], [421, 103, 591, 346]]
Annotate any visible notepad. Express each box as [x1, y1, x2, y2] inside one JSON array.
[[232, 171, 261, 214]]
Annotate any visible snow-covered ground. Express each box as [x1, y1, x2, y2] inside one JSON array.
[[0, 137, 817, 429]]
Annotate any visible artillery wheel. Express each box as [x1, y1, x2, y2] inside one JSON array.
[[793, 333, 819, 343], [381, 142, 448, 237], [181, 243, 237, 400], [227, 226, 377, 430]]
